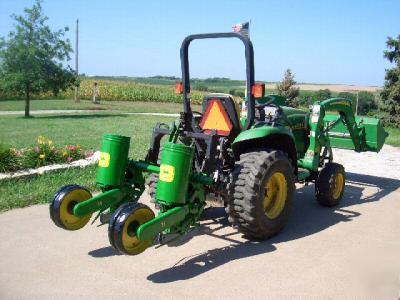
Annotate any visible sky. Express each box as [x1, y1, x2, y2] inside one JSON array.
[[0, 0, 399, 86]]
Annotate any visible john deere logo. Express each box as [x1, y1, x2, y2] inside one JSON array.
[[159, 165, 175, 183], [98, 152, 110, 167]]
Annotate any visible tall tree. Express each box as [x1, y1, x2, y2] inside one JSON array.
[[276, 69, 300, 107], [380, 34, 400, 127], [0, 0, 76, 117]]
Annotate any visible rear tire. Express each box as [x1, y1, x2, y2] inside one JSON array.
[[146, 150, 162, 203], [315, 163, 345, 207], [146, 173, 158, 203], [227, 150, 295, 239]]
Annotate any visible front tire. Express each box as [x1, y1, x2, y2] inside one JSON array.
[[227, 150, 295, 239], [315, 163, 345, 207]]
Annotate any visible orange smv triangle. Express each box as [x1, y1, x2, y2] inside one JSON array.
[[200, 100, 232, 136]]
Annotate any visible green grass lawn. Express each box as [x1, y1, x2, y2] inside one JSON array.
[[385, 127, 400, 147], [0, 114, 174, 157], [0, 99, 200, 113], [0, 166, 98, 212], [0, 113, 174, 212]]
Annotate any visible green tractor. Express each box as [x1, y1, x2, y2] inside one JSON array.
[[50, 32, 388, 255]]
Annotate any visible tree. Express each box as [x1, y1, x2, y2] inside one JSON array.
[[315, 89, 332, 101], [380, 34, 400, 127], [276, 69, 300, 106], [0, 0, 76, 117], [338, 91, 377, 115]]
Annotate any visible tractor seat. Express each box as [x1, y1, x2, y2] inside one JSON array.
[[199, 93, 241, 139]]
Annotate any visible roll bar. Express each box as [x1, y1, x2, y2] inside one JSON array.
[[180, 32, 255, 130]]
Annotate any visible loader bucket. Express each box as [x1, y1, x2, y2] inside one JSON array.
[[323, 114, 388, 152]]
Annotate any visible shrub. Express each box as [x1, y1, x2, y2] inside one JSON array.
[[315, 89, 332, 100], [62, 144, 86, 162], [21, 136, 63, 168], [0, 136, 92, 172], [0, 144, 21, 172]]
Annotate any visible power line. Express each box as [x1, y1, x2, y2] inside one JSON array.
[[74, 18, 79, 102]]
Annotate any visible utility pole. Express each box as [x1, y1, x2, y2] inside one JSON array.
[[355, 91, 359, 115], [74, 18, 79, 102]]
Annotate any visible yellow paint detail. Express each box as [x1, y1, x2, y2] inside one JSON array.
[[333, 101, 351, 107], [291, 123, 305, 130], [159, 164, 175, 183], [332, 172, 344, 199], [201, 101, 231, 132], [263, 172, 288, 219], [59, 188, 92, 230], [98, 152, 110, 168], [121, 207, 155, 255]]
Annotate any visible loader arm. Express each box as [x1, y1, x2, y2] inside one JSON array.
[[300, 98, 365, 171], [318, 98, 363, 151]]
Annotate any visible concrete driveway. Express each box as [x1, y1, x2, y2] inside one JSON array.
[[1, 147, 400, 299]]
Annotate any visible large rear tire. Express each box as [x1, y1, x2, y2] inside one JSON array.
[[146, 150, 162, 203], [227, 150, 295, 239], [146, 173, 158, 203]]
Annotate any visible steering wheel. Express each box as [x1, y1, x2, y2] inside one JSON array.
[[255, 101, 280, 122]]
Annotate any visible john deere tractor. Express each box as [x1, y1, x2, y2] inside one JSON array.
[[50, 32, 388, 255]]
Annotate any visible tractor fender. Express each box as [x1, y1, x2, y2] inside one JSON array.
[[232, 126, 298, 172]]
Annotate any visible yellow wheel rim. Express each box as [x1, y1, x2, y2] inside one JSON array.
[[332, 173, 344, 200], [263, 172, 288, 219], [59, 188, 92, 230], [121, 208, 155, 255]]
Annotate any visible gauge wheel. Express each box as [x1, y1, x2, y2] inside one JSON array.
[[50, 185, 92, 230], [108, 203, 155, 255]]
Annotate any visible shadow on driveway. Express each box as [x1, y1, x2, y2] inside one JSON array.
[[88, 172, 399, 282], [88, 246, 121, 258], [146, 172, 399, 283]]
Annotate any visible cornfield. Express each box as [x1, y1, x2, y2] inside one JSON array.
[[0, 79, 205, 105]]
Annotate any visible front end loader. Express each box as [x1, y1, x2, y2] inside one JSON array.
[[50, 32, 388, 255]]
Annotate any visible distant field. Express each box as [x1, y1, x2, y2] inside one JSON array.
[[0, 79, 205, 104], [133, 77, 380, 92], [0, 77, 380, 106], [88, 76, 381, 94], [278, 83, 380, 93]]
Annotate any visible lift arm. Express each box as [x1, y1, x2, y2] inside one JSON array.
[[300, 98, 364, 171]]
